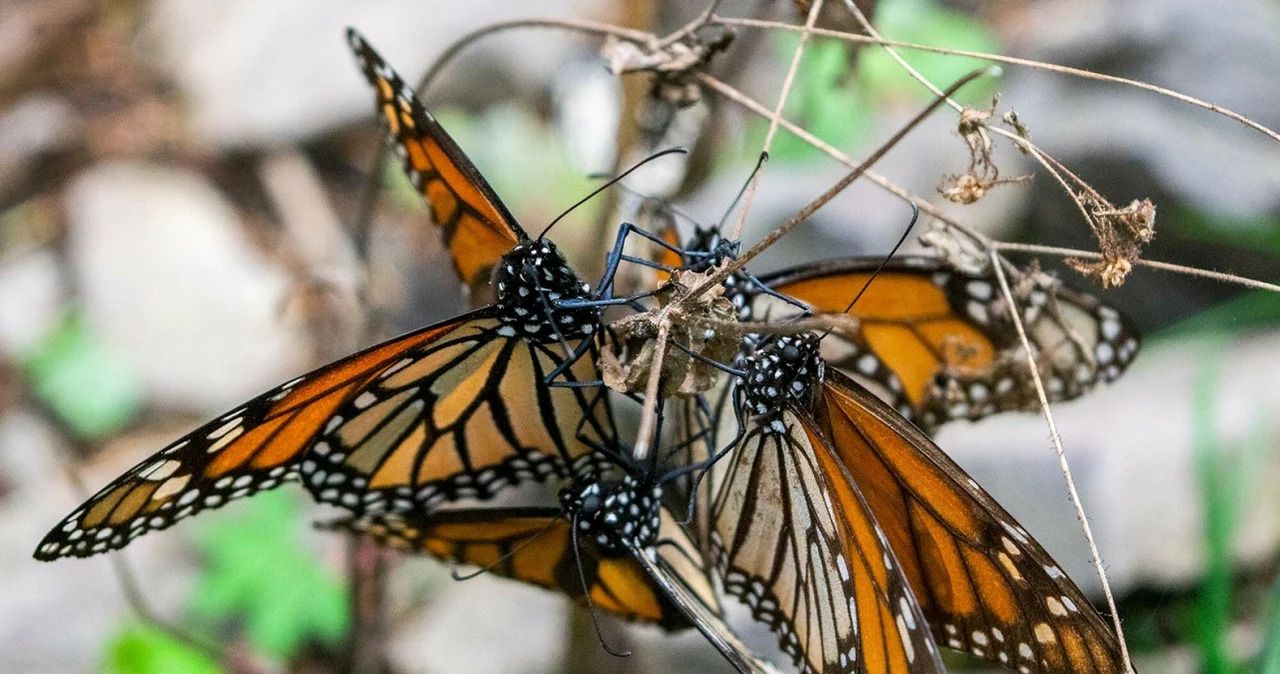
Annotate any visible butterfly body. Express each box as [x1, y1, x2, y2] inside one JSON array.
[[492, 239, 601, 341], [560, 475, 663, 556], [740, 333, 823, 421]]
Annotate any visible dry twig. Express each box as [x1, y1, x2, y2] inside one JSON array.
[[990, 250, 1134, 673]]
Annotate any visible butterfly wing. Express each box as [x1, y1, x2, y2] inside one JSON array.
[[301, 316, 612, 513], [761, 257, 1139, 431], [633, 542, 786, 674], [34, 314, 477, 560], [817, 369, 1126, 673], [708, 406, 943, 674], [348, 29, 525, 298], [326, 508, 693, 630], [34, 309, 608, 560]]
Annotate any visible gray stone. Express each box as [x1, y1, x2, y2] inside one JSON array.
[[0, 250, 64, 357], [147, 0, 611, 147], [63, 161, 306, 413]]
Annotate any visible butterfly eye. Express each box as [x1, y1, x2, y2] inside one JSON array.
[[579, 494, 601, 514], [780, 344, 801, 362]]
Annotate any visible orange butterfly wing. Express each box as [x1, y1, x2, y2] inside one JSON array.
[[763, 257, 1139, 431], [327, 508, 693, 629], [34, 314, 472, 560], [35, 308, 612, 561], [817, 369, 1126, 673], [349, 30, 525, 298], [707, 411, 944, 674]]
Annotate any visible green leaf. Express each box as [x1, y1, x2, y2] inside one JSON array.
[[1192, 343, 1234, 674], [20, 310, 142, 439], [104, 624, 222, 674], [748, 36, 869, 163], [1260, 574, 1280, 674], [859, 0, 1002, 107], [1169, 205, 1280, 259], [189, 491, 348, 660]]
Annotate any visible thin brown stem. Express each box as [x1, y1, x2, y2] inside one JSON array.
[[996, 242, 1280, 293], [652, 0, 723, 50], [728, 0, 825, 242], [836, 0, 963, 114], [693, 71, 990, 248], [1014, 138, 1102, 236], [715, 15, 1280, 144], [990, 250, 1134, 673], [630, 317, 671, 461], [697, 314, 858, 336]]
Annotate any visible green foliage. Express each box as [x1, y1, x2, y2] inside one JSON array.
[[1261, 576, 1280, 674], [1163, 290, 1280, 337], [1171, 206, 1280, 259], [751, 0, 1001, 163], [189, 490, 348, 660], [755, 37, 870, 162], [1191, 340, 1273, 674], [104, 624, 222, 674], [858, 0, 1001, 107], [21, 309, 142, 439]]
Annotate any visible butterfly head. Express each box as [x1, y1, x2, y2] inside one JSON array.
[[682, 227, 759, 320], [560, 474, 662, 556], [739, 334, 823, 423], [493, 240, 599, 341], [682, 227, 740, 272]]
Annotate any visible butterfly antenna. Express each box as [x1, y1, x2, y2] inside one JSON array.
[[569, 512, 632, 658], [538, 147, 688, 240], [450, 516, 562, 581], [715, 151, 769, 234], [819, 203, 920, 341]]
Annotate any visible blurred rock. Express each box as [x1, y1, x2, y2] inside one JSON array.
[[389, 573, 567, 674], [935, 328, 1280, 596], [0, 249, 64, 357], [1003, 0, 1280, 216], [0, 95, 77, 194], [63, 161, 306, 413], [146, 0, 616, 148], [0, 412, 193, 673]]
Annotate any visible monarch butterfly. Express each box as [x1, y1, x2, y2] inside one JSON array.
[[758, 256, 1140, 431], [324, 403, 788, 674], [685, 329, 1130, 674], [33, 30, 625, 561], [654, 218, 1140, 433]]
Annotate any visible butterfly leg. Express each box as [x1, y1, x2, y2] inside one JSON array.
[[666, 339, 746, 377], [593, 221, 717, 300]]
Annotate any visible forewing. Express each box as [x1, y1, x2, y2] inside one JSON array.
[[762, 257, 1139, 431], [348, 29, 524, 297], [35, 313, 478, 560], [301, 321, 612, 515], [818, 370, 1127, 673], [709, 412, 942, 674]]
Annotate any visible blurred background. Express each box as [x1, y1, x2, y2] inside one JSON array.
[[2, 0, 1279, 672]]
